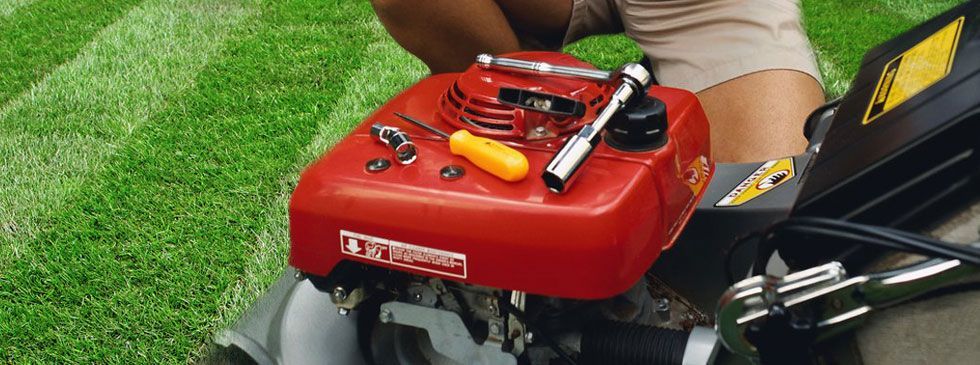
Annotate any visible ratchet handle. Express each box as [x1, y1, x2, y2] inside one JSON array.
[[476, 54, 613, 82]]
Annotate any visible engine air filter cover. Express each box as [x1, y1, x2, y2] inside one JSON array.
[[289, 52, 713, 300]]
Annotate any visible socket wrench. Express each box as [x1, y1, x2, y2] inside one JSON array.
[[476, 54, 652, 193]]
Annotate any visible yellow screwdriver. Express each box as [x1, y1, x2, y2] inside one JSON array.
[[394, 112, 529, 182]]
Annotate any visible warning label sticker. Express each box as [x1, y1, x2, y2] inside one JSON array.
[[716, 158, 795, 207], [682, 155, 712, 196], [340, 230, 467, 278], [864, 16, 964, 125]]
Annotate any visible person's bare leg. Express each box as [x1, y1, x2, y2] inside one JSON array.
[[698, 70, 825, 163], [370, 0, 522, 74], [371, 0, 573, 73], [494, 0, 573, 43]]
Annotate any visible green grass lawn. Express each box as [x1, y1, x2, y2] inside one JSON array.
[[0, 0, 964, 362]]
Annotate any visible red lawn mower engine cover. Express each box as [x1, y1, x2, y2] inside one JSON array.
[[289, 52, 712, 300]]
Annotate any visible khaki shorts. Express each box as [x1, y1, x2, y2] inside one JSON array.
[[556, 0, 822, 92]]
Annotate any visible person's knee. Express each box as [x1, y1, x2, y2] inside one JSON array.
[[370, 0, 409, 17]]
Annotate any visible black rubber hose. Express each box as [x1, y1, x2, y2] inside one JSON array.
[[579, 321, 688, 365]]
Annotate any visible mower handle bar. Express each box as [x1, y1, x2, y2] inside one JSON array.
[[716, 250, 980, 360]]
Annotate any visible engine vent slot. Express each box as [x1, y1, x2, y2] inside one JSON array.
[[470, 97, 514, 111], [460, 116, 514, 131], [446, 92, 462, 109], [452, 82, 466, 101], [440, 81, 519, 135], [463, 107, 511, 121]]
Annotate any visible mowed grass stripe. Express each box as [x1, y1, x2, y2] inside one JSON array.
[[0, 0, 142, 105], [0, 0, 396, 362], [0, 0, 255, 259], [215, 24, 426, 334], [0, 0, 34, 17]]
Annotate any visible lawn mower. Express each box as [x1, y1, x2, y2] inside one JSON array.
[[216, 2, 980, 364]]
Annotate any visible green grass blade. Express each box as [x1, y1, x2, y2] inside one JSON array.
[[0, 0, 425, 362], [803, 0, 963, 96], [0, 0, 34, 17], [0, 0, 257, 255], [0, 0, 142, 105], [0, 0, 971, 362]]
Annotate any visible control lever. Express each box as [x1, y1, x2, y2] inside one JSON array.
[[716, 254, 980, 361], [475, 54, 652, 193]]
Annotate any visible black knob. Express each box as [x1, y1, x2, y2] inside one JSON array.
[[604, 96, 668, 152]]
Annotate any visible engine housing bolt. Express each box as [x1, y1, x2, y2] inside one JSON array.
[[332, 287, 348, 302], [412, 292, 423, 302], [440, 165, 465, 180], [337, 308, 350, 316], [366, 158, 392, 172], [654, 298, 671, 323], [489, 323, 501, 335], [524, 331, 534, 344], [379, 309, 393, 323]]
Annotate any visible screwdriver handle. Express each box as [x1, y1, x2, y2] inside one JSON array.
[[448, 130, 529, 182]]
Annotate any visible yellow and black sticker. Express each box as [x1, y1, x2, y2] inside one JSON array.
[[682, 155, 711, 195], [716, 158, 795, 207], [864, 16, 965, 125]]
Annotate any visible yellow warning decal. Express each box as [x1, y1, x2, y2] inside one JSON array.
[[864, 16, 964, 125], [716, 158, 795, 207], [682, 155, 711, 195]]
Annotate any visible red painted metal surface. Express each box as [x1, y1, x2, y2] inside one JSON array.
[[289, 52, 712, 299]]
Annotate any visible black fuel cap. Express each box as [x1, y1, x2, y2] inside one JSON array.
[[604, 96, 668, 152]]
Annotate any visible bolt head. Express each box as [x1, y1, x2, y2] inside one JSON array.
[[337, 308, 350, 316], [332, 287, 348, 301], [366, 158, 391, 172], [654, 298, 670, 312], [523, 331, 534, 344], [617, 63, 652, 88], [379, 309, 393, 323], [412, 292, 423, 302], [489, 323, 501, 335], [440, 165, 465, 180]]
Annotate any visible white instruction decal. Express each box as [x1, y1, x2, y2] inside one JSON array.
[[340, 230, 467, 278]]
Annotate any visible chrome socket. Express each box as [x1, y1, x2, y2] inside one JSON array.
[[370, 122, 417, 165], [542, 75, 646, 193]]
